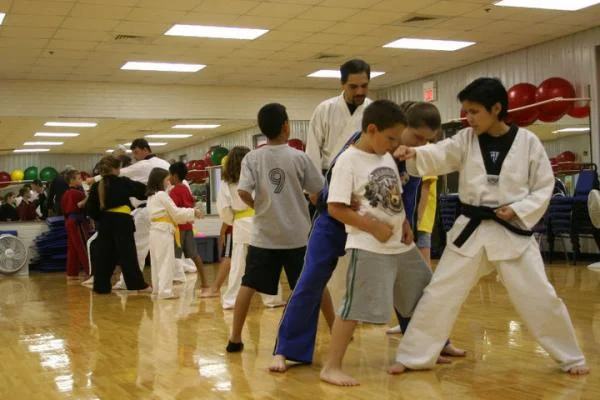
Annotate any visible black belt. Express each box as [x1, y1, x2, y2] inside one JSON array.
[[453, 203, 533, 248]]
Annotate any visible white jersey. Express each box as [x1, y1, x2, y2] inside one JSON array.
[[407, 127, 554, 261], [306, 93, 372, 171]]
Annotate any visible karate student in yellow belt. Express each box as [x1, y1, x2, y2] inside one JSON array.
[[146, 168, 203, 299], [216, 147, 284, 309]]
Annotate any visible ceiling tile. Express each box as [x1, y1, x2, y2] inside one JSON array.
[[11, 1, 73, 16], [233, 15, 288, 29], [420, 1, 480, 17], [61, 17, 121, 31], [133, 0, 201, 11], [113, 21, 172, 36], [124, 7, 188, 23], [52, 29, 111, 41], [371, 0, 439, 13], [3, 14, 65, 27], [297, 6, 360, 21], [276, 18, 335, 32], [320, 0, 381, 8], [247, 2, 311, 18], [193, 0, 257, 15], [69, 3, 133, 19], [46, 39, 99, 51], [0, 26, 56, 38]]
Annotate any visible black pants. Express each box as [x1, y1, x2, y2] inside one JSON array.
[[241, 246, 306, 295], [93, 219, 148, 294]]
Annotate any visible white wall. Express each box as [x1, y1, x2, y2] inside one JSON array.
[[0, 81, 336, 121], [379, 27, 600, 162], [161, 120, 309, 161], [1, 153, 103, 174]]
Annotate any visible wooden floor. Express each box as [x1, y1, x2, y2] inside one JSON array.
[[1, 261, 599, 399]]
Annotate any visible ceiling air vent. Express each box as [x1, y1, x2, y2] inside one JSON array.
[[314, 53, 342, 60], [114, 34, 146, 42], [391, 15, 440, 26]]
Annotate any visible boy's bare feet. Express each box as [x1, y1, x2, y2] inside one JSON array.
[[568, 365, 590, 375], [388, 363, 407, 375], [320, 368, 359, 386], [269, 355, 287, 373], [442, 343, 466, 357], [198, 288, 219, 298]]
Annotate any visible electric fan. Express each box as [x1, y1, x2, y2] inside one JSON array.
[[0, 234, 28, 274]]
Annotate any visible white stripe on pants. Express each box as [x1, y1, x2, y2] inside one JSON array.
[[149, 224, 175, 298], [222, 242, 283, 309], [395, 244, 586, 371], [118, 207, 150, 288]]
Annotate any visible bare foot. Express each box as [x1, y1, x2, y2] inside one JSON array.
[[198, 289, 220, 298], [269, 355, 288, 373], [437, 355, 452, 364], [568, 365, 590, 375], [320, 368, 359, 386], [388, 363, 407, 375], [441, 343, 466, 357]]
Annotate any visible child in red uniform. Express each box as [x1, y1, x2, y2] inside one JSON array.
[[168, 162, 207, 287], [16, 187, 38, 221], [61, 170, 90, 281]]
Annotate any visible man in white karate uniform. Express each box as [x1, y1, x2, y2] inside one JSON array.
[[391, 78, 588, 376], [306, 59, 373, 173]]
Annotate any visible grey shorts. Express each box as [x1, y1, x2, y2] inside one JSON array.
[[339, 247, 432, 324], [174, 230, 198, 259], [416, 231, 431, 249]]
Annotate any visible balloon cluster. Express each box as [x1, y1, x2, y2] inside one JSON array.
[[506, 77, 590, 127], [185, 146, 230, 184], [0, 166, 59, 188]]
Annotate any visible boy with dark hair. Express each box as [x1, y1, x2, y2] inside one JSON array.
[[169, 162, 207, 287], [391, 77, 588, 375], [226, 103, 324, 352]]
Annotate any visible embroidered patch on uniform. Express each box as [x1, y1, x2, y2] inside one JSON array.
[[364, 167, 403, 215], [490, 151, 500, 164]]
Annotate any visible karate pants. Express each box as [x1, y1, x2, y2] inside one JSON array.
[[222, 242, 283, 309], [149, 223, 176, 299], [395, 244, 586, 371], [273, 211, 347, 363], [65, 217, 90, 277], [87, 231, 98, 276], [117, 207, 150, 288]]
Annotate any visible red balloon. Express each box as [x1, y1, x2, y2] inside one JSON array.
[[537, 110, 563, 123], [459, 109, 470, 127], [535, 77, 575, 119], [186, 161, 195, 170], [204, 151, 213, 167], [0, 171, 11, 188], [507, 83, 539, 127], [556, 151, 576, 163], [287, 138, 305, 152], [568, 105, 590, 119]]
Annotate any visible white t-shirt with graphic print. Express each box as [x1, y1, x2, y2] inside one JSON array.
[[328, 146, 415, 255]]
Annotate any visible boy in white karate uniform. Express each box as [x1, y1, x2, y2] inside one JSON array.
[[391, 77, 588, 375]]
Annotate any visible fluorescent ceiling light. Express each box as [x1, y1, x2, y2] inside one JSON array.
[[14, 148, 50, 153], [383, 38, 475, 51], [24, 141, 63, 146], [307, 70, 386, 79], [106, 149, 132, 153], [494, 0, 600, 11], [552, 127, 591, 133], [172, 124, 221, 129], [44, 122, 97, 128], [124, 142, 167, 146], [165, 24, 268, 40], [0, 13, 6, 25], [121, 61, 206, 72], [145, 134, 192, 139], [35, 132, 80, 137]]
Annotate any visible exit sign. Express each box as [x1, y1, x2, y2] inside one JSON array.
[[423, 81, 437, 102]]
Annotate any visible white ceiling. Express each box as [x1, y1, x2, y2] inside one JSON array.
[[0, 0, 597, 154], [0, 0, 597, 90], [0, 117, 255, 154]]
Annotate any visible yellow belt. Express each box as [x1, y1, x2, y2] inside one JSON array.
[[107, 205, 132, 214], [234, 208, 255, 220], [151, 215, 181, 247]]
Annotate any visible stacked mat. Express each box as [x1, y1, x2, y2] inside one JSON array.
[[32, 216, 68, 272]]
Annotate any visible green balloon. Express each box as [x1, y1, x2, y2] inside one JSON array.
[[39, 167, 58, 182], [24, 166, 38, 180], [210, 147, 229, 166]]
